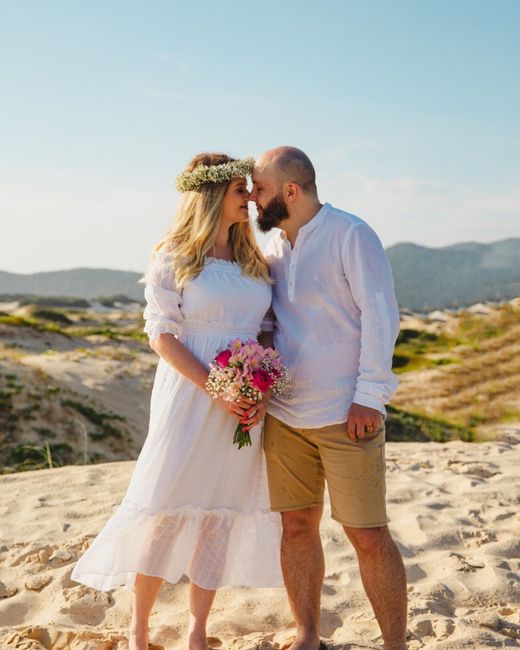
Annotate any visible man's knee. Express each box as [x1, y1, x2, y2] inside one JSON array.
[[344, 524, 393, 555], [282, 505, 322, 538]]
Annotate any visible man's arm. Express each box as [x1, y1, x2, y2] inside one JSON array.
[[341, 222, 400, 441]]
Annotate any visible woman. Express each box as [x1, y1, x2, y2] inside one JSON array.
[[71, 153, 282, 650]]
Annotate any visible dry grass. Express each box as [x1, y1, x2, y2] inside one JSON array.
[[394, 303, 520, 435]]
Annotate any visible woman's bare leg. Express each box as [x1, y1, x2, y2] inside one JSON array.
[[129, 573, 163, 650], [188, 582, 217, 650]]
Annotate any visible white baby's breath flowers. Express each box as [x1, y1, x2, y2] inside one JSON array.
[[175, 157, 255, 192]]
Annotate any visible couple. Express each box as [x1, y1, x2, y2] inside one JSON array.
[[71, 147, 407, 650]]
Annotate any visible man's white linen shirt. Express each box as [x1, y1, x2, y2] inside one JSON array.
[[264, 202, 400, 429]]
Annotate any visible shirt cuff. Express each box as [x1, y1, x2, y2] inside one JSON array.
[[352, 391, 386, 414]]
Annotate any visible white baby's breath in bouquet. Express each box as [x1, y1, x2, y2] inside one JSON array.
[[206, 338, 292, 449]]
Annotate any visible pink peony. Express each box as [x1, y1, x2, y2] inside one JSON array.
[[215, 349, 232, 368], [251, 369, 274, 392]]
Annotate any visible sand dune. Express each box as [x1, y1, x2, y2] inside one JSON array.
[[1, 432, 519, 649]]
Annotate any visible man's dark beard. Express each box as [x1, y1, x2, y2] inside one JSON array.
[[256, 194, 289, 232]]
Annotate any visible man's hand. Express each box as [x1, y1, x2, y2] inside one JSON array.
[[346, 403, 381, 442]]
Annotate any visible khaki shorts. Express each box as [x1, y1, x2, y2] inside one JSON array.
[[263, 413, 388, 528]]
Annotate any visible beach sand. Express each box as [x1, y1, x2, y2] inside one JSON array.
[[1, 433, 519, 649]]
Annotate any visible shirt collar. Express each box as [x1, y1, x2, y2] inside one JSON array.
[[299, 202, 329, 236], [279, 202, 330, 241]]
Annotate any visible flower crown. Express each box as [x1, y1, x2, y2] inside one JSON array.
[[175, 157, 255, 192]]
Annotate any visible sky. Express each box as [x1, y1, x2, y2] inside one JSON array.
[[1, 0, 519, 274]]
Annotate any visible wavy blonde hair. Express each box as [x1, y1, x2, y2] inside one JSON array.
[[151, 153, 271, 288]]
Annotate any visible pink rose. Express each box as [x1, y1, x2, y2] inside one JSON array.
[[251, 369, 274, 392], [215, 349, 232, 368]]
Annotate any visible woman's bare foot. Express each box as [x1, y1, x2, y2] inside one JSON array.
[[188, 629, 209, 650], [128, 625, 149, 650]]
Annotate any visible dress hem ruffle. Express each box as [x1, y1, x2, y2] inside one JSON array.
[[71, 501, 283, 592]]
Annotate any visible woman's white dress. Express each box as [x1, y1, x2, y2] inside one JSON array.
[[71, 252, 282, 591]]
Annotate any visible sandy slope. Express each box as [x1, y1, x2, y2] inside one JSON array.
[[1, 432, 519, 650]]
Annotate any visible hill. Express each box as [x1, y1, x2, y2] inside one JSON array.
[[0, 268, 143, 302], [387, 238, 520, 310], [1, 238, 519, 310]]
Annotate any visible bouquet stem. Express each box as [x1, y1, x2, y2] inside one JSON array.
[[233, 422, 252, 449]]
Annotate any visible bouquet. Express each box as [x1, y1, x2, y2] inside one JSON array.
[[206, 338, 292, 449]]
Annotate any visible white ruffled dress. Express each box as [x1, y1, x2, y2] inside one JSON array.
[[71, 252, 282, 591]]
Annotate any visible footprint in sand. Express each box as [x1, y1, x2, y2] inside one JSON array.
[[449, 552, 485, 572], [0, 581, 18, 599], [60, 590, 113, 625], [460, 527, 497, 548], [9, 544, 53, 567]]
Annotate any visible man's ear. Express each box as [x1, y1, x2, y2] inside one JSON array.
[[285, 181, 300, 203]]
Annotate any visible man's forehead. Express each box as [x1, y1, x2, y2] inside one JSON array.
[[252, 166, 271, 183]]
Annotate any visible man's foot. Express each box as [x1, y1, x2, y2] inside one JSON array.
[[128, 626, 149, 650], [188, 630, 209, 650], [288, 635, 322, 650]]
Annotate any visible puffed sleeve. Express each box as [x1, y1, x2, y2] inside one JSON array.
[[142, 251, 183, 341]]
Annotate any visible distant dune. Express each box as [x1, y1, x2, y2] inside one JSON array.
[[1, 238, 520, 310]]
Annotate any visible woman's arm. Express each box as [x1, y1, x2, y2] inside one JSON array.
[[150, 333, 253, 418], [150, 333, 209, 390]]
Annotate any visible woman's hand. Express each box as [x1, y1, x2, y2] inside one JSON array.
[[213, 395, 256, 421], [239, 392, 271, 431]]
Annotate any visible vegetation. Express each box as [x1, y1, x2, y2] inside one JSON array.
[[393, 329, 457, 373], [385, 406, 473, 442], [60, 398, 125, 439], [0, 294, 90, 308], [394, 303, 520, 433], [26, 307, 73, 326], [0, 310, 147, 343], [96, 294, 141, 307]]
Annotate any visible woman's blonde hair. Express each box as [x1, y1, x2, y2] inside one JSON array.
[[151, 153, 271, 288]]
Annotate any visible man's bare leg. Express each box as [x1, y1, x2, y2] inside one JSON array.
[[129, 573, 163, 650], [188, 582, 217, 650], [344, 525, 407, 650], [281, 505, 324, 650]]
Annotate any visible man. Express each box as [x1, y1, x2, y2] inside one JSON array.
[[251, 147, 407, 650]]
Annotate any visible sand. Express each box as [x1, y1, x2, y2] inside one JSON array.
[[1, 432, 519, 649]]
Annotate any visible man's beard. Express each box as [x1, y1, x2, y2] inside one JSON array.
[[256, 194, 289, 232]]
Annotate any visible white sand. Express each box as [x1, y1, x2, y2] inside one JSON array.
[[1, 434, 519, 649]]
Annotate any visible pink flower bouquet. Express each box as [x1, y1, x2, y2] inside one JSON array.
[[206, 338, 292, 449]]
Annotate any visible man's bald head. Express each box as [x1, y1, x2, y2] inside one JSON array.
[[256, 146, 317, 196]]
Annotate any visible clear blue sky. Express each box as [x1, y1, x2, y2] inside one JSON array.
[[1, 0, 519, 274]]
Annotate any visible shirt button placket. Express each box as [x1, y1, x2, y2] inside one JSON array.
[[288, 246, 298, 302]]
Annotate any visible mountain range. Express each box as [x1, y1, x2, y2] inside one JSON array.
[[1, 238, 519, 311], [386, 238, 520, 310]]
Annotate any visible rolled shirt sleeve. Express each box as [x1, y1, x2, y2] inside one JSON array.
[[341, 223, 400, 413], [143, 251, 183, 341]]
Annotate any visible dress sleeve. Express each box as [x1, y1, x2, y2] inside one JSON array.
[[142, 251, 183, 341]]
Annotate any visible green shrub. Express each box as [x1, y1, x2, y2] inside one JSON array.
[[385, 406, 474, 442]]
